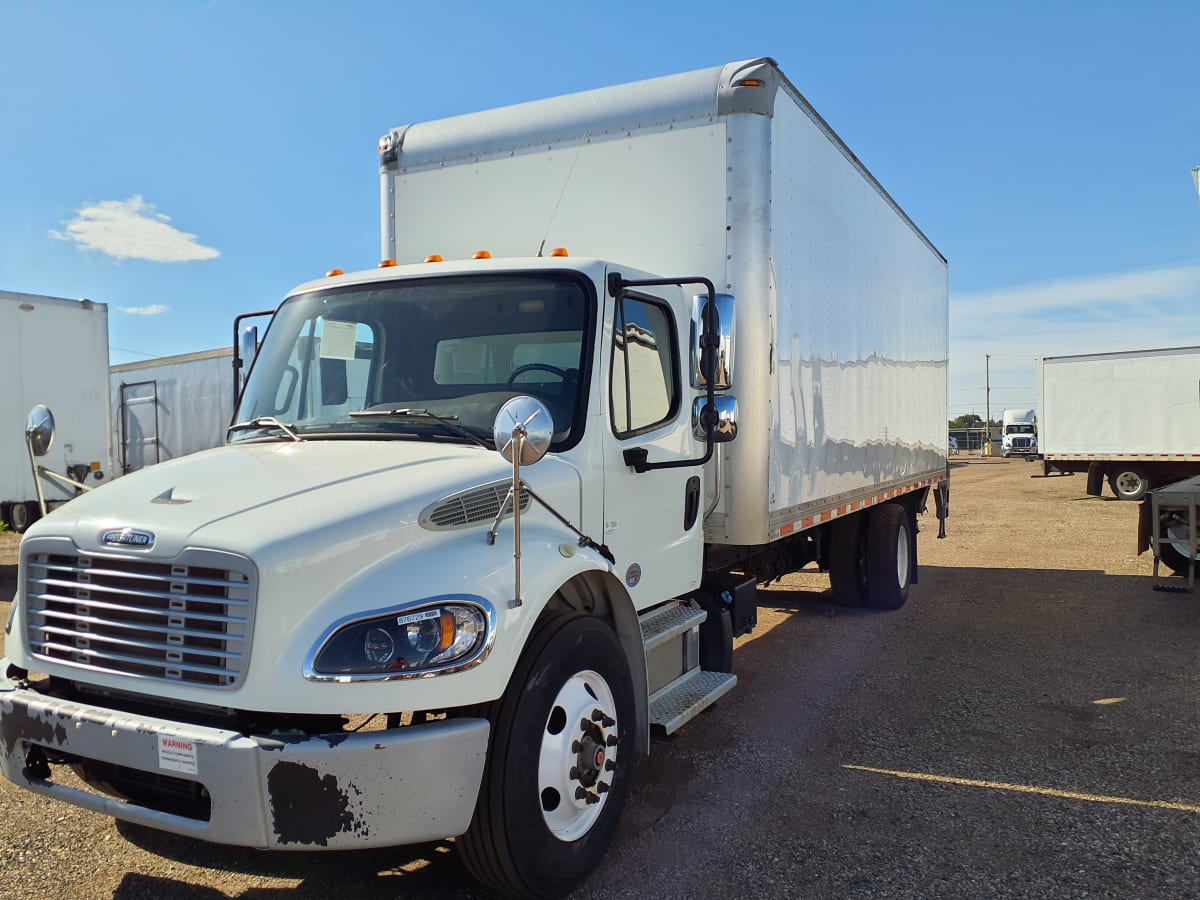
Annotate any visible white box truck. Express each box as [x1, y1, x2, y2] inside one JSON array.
[[1, 59, 948, 898], [0, 290, 112, 531], [1001, 408, 1038, 459], [110, 348, 235, 474], [1039, 347, 1200, 500]]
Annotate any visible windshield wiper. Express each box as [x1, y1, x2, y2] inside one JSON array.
[[227, 416, 302, 442], [349, 408, 492, 450]]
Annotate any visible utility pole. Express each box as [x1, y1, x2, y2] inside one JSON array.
[[983, 354, 991, 457]]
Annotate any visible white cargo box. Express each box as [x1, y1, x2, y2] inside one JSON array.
[[381, 58, 948, 545], [110, 347, 234, 474], [0, 291, 112, 528], [1039, 347, 1200, 459]]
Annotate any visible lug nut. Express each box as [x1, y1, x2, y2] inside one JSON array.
[[586, 791, 600, 805], [571, 740, 582, 753], [591, 708, 605, 722], [606, 734, 619, 747], [596, 781, 610, 794], [569, 766, 580, 780], [602, 714, 615, 728], [575, 787, 588, 800], [605, 759, 616, 772], [580, 718, 592, 732]]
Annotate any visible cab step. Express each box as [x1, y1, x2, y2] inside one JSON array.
[[649, 669, 737, 735], [639, 600, 706, 652]]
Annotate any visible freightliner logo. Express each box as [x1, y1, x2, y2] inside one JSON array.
[[101, 528, 155, 549]]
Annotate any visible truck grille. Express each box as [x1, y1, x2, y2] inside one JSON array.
[[24, 548, 255, 688], [1013, 438, 1033, 449]]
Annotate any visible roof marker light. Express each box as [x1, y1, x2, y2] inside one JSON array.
[[549, 247, 569, 257], [472, 250, 492, 259], [735, 78, 764, 87], [378, 259, 398, 268], [326, 268, 344, 277], [425, 254, 444, 263]]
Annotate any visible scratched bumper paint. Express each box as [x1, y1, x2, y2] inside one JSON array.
[[0, 669, 489, 849]]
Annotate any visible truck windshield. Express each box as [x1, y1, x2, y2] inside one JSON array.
[[233, 274, 592, 450], [1006, 425, 1035, 435]]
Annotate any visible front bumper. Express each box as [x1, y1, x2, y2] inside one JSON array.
[[0, 665, 489, 849]]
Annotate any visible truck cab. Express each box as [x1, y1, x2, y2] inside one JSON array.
[[1001, 408, 1038, 459]]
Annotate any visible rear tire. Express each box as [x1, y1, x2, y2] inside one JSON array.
[[458, 614, 635, 899], [8, 502, 31, 533], [1108, 467, 1149, 501], [865, 504, 913, 610], [828, 516, 867, 607], [1158, 512, 1200, 577]]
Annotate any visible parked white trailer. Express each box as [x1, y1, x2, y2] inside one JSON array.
[[0, 290, 112, 531], [110, 348, 234, 474], [1, 59, 949, 898], [1039, 347, 1200, 500]]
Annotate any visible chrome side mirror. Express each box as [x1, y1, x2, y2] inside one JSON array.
[[240, 326, 259, 389], [690, 292, 735, 390], [492, 396, 554, 466], [692, 395, 738, 443], [25, 405, 55, 457]]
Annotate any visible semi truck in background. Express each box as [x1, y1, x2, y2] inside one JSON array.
[[0, 291, 111, 531], [1039, 347, 1200, 500], [1, 59, 949, 898], [110, 348, 234, 474], [1001, 408, 1038, 459]]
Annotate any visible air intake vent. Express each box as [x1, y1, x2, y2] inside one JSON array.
[[420, 481, 531, 530]]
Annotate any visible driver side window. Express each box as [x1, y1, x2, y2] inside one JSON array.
[[610, 295, 678, 438]]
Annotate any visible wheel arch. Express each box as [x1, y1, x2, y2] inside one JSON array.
[[542, 570, 649, 757]]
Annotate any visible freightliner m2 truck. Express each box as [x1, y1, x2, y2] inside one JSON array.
[[1, 59, 949, 898]]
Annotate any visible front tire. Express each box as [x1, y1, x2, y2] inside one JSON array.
[[1109, 467, 1149, 501], [865, 504, 914, 610], [458, 614, 635, 899]]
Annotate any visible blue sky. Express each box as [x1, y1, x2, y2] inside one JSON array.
[[2, 0, 1198, 418]]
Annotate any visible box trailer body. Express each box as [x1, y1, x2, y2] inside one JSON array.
[[382, 60, 948, 545], [1039, 347, 1200, 500], [0, 291, 112, 530], [1, 59, 948, 898], [110, 348, 234, 474], [1001, 408, 1038, 459]]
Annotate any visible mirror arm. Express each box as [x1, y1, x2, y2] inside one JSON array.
[[607, 273, 720, 473], [232, 309, 275, 410], [26, 439, 49, 518]]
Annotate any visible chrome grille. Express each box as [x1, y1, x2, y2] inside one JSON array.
[[1013, 437, 1033, 449], [24, 548, 254, 688], [421, 481, 530, 530]]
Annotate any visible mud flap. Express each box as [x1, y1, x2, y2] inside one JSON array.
[[1086, 462, 1105, 497], [1137, 498, 1151, 556], [934, 474, 950, 539]]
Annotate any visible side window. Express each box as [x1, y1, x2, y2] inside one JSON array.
[[610, 296, 678, 437]]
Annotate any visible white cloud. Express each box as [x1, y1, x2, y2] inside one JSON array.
[[118, 305, 169, 316], [52, 196, 219, 262], [949, 265, 1200, 417]]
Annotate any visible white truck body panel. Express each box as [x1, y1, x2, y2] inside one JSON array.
[[382, 58, 949, 546], [1038, 348, 1200, 459], [109, 348, 234, 474], [0, 291, 112, 517]]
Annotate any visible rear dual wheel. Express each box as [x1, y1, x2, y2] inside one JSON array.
[[828, 504, 913, 610], [459, 613, 635, 899]]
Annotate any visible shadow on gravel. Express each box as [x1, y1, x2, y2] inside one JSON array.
[[113, 827, 486, 898]]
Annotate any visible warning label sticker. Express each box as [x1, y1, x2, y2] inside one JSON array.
[[158, 735, 198, 775]]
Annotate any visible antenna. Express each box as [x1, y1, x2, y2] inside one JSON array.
[[538, 133, 588, 256]]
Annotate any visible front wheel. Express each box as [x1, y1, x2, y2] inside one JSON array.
[[1109, 467, 1149, 501], [458, 614, 635, 899]]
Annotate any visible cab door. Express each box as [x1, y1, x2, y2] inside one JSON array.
[[601, 283, 704, 607]]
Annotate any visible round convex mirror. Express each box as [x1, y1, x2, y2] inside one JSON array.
[[493, 396, 554, 466], [25, 405, 55, 457]]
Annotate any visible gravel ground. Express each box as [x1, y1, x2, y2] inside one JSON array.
[[1, 459, 1198, 898]]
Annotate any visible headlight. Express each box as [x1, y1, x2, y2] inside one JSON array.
[[309, 601, 490, 678]]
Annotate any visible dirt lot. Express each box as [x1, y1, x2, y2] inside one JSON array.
[[1, 460, 1198, 898]]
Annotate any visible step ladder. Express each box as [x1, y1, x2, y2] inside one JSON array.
[[639, 600, 736, 735]]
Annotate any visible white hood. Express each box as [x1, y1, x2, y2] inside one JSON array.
[[32, 440, 577, 559]]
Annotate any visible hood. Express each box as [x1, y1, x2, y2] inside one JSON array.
[[31, 440, 579, 559]]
